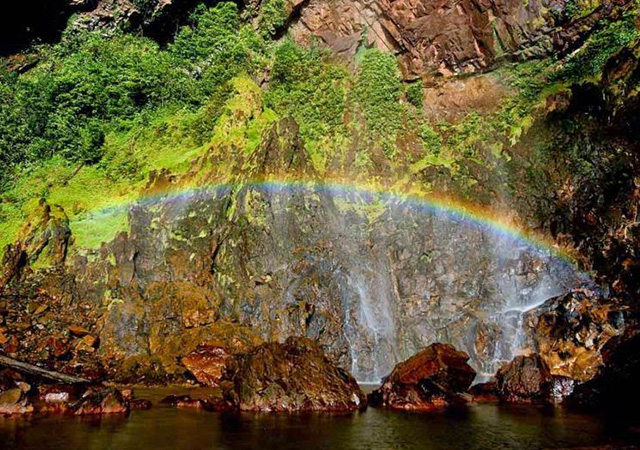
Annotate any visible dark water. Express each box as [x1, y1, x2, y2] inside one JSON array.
[[1, 387, 638, 450]]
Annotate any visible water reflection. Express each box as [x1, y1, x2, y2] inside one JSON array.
[[1, 389, 638, 450]]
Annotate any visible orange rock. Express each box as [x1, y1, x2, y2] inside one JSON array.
[[73, 387, 129, 415], [369, 343, 476, 411], [68, 325, 90, 337], [182, 346, 232, 387]]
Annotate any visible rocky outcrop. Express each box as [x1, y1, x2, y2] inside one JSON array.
[[183, 347, 234, 387], [0, 199, 70, 290], [511, 45, 640, 299], [369, 343, 476, 410], [494, 353, 553, 402], [290, 0, 630, 78], [569, 327, 640, 408], [181, 321, 264, 387], [526, 287, 625, 382], [222, 337, 366, 412]]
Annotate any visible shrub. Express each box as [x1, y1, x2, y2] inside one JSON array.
[[406, 81, 424, 109], [354, 49, 403, 139]]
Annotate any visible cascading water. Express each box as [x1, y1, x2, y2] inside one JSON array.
[[88, 181, 586, 383], [296, 187, 584, 383]]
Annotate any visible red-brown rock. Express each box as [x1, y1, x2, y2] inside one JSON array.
[[369, 343, 476, 411], [182, 346, 232, 387], [72, 387, 129, 415], [495, 354, 553, 402], [223, 337, 366, 412], [0, 387, 34, 415], [526, 288, 624, 382]]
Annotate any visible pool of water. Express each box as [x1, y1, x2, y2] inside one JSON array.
[[1, 387, 638, 450]]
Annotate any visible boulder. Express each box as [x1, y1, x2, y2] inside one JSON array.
[[569, 327, 640, 408], [526, 287, 624, 381], [495, 354, 553, 402], [223, 337, 366, 412], [369, 343, 476, 410], [72, 387, 129, 415], [182, 346, 232, 387], [181, 321, 263, 387], [0, 387, 34, 415]]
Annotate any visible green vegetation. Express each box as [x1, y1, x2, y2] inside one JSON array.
[[266, 40, 350, 170], [259, 0, 289, 37], [354, 49, 403, 142], [1, 0, 638, 259], [406, 81, 424, 109], [0, 2, 267, 189], [555, 11, 639, 81], [0, 2, 272, 254]]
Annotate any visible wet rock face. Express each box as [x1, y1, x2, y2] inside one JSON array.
[[369, 343, 476, 410], [0, 117, 582, 384], [223, 337, 366, 412], [495, 354, 552, 402], [0, 179, 581, 383], [526, 287, 625, 382]]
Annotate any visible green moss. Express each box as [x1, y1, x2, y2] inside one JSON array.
[[266, 40, 350, 171], [419, 124, 443, 155], [556, 12, 639, 82], [259, 0, 289, 37], [354, 49, 403, 143], [72, 210, 129, 250], [406, 81, 424, 109]]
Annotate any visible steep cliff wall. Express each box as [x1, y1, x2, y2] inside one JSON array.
[[0, 0, 638, 386]]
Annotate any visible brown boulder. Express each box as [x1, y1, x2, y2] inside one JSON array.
[[182, 346, 232, 387], [72, 387, 129, 415], [181, 321, 263, 386], [527, 288, 624, 382], [495, 354, 552, 402], [223, 337, 365, 412], [369, 343, 476, 411], [0, 387, 34, 415]]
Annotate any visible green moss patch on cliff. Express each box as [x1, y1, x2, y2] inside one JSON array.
[[1, 0, 639, 263]]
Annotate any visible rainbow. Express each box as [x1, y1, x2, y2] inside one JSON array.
[[85, 176, 587, 273]]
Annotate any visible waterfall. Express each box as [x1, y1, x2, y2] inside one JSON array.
[[323, 192, 583, 383]]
